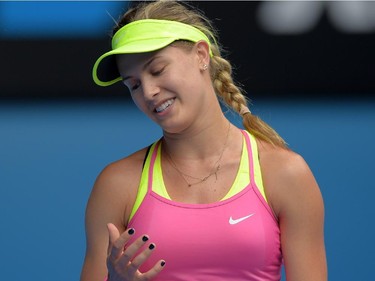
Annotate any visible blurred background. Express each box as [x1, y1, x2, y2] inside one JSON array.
[[0, 1, 374, 280]]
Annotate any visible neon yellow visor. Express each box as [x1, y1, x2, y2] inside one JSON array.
[[92, 19, 212, 87]]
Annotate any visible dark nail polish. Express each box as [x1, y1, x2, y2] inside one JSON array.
[[142, 235, 149, 242], [128, 228, 135, 235], [149, 243, 155, 250], [161, 261, 166, 267]]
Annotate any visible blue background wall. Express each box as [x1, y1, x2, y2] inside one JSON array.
[[1, 1, 375, 280]]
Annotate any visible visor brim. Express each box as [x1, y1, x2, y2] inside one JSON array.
[[92, 38, 176, 87]]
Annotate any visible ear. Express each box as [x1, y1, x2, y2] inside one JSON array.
[[195, 40, 211, 69]]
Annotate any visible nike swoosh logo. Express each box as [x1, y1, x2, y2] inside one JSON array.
[[229, 213, 255, 225]]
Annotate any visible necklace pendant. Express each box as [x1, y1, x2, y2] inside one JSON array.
[[164, 121, 231, 189]]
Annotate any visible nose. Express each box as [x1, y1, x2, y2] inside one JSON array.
[[142, 80, 160, 100]]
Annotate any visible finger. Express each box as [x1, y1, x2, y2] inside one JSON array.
[[127, 242, 156, 276], [141, 260, 166, 280], [116, 234, 150, 269], [107, 223, 120, 251], [107, 223, 121, 258], [107, 224, 135, 260]]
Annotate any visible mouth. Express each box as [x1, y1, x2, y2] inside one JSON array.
[[155, 98, 175, 113]]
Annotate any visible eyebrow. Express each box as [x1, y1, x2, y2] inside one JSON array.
[[122, 55, 162, 82]]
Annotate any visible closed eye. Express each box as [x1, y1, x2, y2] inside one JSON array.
[[131, 81, 141, 91], [122, 78, 141, 91], [151, 68, 164, 76]]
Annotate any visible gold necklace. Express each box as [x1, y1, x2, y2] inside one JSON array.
[[164, 122, 231, 187]]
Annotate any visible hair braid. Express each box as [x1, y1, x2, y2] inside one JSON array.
[[210, 48, 287, 148]]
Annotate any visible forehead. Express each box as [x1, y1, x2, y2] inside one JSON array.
[[115, 50, 156, 71]]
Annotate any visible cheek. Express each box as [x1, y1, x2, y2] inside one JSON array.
[[170, 66, 200, 92], [130, 93, 147, 112], [177, 70, 205, 98]]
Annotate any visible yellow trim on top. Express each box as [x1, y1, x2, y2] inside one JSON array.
[[128, 142, 157, 221], [128, 131, 268, 222], [153, 144, 171, 199], [220, 134, 248, 200], [247, 131, 267, 202]]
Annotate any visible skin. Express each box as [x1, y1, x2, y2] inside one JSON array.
[[80, 41, 327, 281]]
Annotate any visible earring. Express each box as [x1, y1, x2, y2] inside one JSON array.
[[203, 64, 208, 71]]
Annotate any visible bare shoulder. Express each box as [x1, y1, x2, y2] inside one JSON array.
[[257, 140, 323, 218], [256, 140, 327, 280], [95, 147, 147, 193], [87, 146, 150, 228]]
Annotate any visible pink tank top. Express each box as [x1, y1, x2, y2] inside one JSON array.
[[128, 131, 282, 280]]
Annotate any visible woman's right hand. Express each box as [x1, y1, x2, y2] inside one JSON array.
[[106, 223, 165, 281]]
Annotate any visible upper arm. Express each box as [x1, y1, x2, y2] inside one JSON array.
[[80, 152, 144, 281], [261, 148, 327, 281]]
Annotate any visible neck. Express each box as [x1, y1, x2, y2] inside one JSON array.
[[162, 116, 231, 161], [162, 119, 234, 188]]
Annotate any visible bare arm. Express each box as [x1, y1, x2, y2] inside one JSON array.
[[80, 148, 165, 281], [261, 146, 327, 281], [80, 153, 143, 281]]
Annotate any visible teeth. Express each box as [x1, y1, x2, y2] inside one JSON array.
[[156, 99, 174, 113]]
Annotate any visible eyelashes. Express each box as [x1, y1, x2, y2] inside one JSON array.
[[123, 66, 166, 92], [131, 81, 141, 91], [122, 78, 140, 91], [151, 66, 165, 76]]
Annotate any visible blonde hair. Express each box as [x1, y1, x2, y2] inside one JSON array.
[[116, 0, 287, 148]]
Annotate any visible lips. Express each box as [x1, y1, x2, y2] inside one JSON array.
[[155, 98, 175, 113]]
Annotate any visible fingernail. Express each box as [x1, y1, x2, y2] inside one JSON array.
[[128, 228, 135, 235], [161, 261, 166, 267], [148, 243, 155, 250], [142, 235, 149, 242]]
